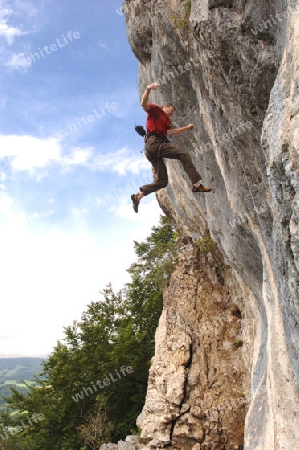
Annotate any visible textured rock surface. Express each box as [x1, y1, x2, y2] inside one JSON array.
[[100, 436, 145, 450], [123, 0, 299, 449], [137, 240, 248, 449]]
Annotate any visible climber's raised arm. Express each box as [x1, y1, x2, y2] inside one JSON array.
[[141, 82, 160, 111]]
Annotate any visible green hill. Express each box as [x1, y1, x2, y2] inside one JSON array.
[[0, 358, 44, 412], [0, 358, 44, 383]]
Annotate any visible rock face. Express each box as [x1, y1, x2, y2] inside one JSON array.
[[136, 240, 248, 449], [123, 0, 299, 449], [100, 436, 144, 450]]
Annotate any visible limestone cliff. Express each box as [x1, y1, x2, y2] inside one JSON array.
[[123, 1, 299, 449]]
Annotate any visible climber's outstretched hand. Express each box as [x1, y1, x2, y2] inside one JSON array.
[[147, 82, 160, 90], [142, 82, 160, 111]]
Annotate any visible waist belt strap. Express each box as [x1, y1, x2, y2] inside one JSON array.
[[146, 132, 169, 143]]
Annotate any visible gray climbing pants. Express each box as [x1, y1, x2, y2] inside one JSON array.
[[140, 135, 201, 196]]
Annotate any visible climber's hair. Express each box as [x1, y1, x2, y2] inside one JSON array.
[[163, 103, 176, 111]]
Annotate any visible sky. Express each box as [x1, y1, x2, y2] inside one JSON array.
[[0, 0, 162, 357]]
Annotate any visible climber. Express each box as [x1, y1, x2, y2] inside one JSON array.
[[131, 82, 211, 213]]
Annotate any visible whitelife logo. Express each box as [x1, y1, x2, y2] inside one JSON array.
[[56, 101, 118, 139], [72, 366, 133, 402], [20, 31, 81, 68], [0, 413, 45, 442]]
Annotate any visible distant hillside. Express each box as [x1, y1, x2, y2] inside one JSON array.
[[0, 358, 44, 412], [0, 358, 44, 384]]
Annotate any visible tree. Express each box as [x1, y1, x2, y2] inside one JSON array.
[[78, 396, 113, 450], [1, 215, 178, 448]]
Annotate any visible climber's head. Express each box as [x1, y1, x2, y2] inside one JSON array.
[[162, 103, 176, 117]]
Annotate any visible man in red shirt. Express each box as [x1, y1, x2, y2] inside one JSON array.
[[131, 82, 211, 213]]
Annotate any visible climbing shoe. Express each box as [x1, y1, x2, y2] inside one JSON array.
[[131, 193, 140, 213], [192, 184, 211, 193]]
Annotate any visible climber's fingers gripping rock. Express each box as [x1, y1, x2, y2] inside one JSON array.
[[147, 82, 160, 90]]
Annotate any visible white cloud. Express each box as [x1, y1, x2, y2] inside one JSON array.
[[0, 200, 105, 356], [0, 190, 163, 357], [63, 147, 94, 167], [13, 0, 38, 18], [0, 135, 61, 172], [0, 135, 96, 174], [112, 196, 161, 223], [95, 171, 152, 209], [0, 191, 13, 213], [0, 135, 90, 174], [0, 5, 28, 45], [0, 2, 42, 71], [0, 135, 151, 180], [91, 147, 149, 175], [0, 22, 25, 45], [28, 209, 55, 220], [0, 1, 37, 47], [4, 50, 31, 70]]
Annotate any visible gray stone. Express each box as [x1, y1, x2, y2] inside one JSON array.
[[99, 444, 118, 450], [117, 440, 135, 450], [125, 435, 140, 444]]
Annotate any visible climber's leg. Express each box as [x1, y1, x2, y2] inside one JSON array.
[[131, 141, 169, 213], [159, 143, 211, 192], [139, 157, 168, 196]]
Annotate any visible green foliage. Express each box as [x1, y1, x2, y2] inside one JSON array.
[[77, 396, 114, 449], [195, 237, 216, 254], [129, 214, 178, 291], [1, 216, 178, 449], [172, 0, 192, 29], [232, 392, 245, 398]]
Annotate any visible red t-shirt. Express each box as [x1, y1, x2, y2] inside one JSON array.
[[146, 103, 171, 137]]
